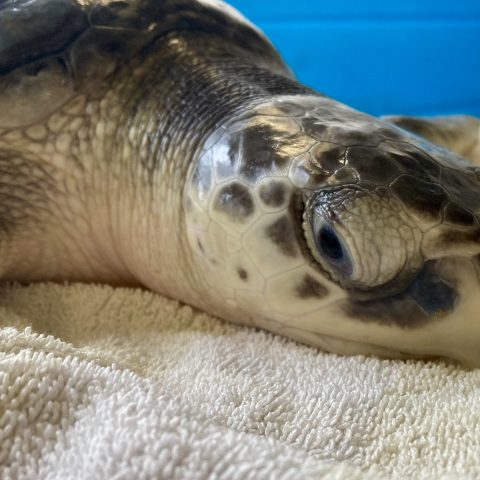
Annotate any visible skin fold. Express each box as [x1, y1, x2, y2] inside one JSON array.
[[0, 0, 480, 365]]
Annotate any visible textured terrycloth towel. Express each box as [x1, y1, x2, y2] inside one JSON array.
[[0, 282, 479, 479]]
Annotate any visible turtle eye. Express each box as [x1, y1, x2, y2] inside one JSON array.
[[317, 224, 344, 261], [312, 219, 353, 277]]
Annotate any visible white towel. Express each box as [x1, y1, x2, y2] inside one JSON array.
[[0, 282, 479, 479]]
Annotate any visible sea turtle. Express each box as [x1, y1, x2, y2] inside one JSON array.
[[1, 0, 480, 365]]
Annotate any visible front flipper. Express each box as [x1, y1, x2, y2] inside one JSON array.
[[382, 114, 480, 165]]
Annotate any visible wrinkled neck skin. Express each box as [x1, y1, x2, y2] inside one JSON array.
[[3, 31, 480, 365], [117, 31, 311, 306], [0, 31, 307, 302]]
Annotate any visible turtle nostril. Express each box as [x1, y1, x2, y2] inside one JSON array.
[[318, 225, 343, 261]]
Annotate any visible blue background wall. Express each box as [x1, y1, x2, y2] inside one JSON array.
[[228, 1, 480, 117]]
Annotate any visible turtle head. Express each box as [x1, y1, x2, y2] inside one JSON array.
[[185, 95, 480, 364]]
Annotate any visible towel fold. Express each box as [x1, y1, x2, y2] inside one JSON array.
[[0, 282, 479, 479]]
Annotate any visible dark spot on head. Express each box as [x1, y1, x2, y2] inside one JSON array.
[[386, 143, 441, 179], [311, 144, 346, 173], [444, 202, 476, 226], [197, 238, 205, 254], [406, 149, 442, 178], [346, 146, 403, 184], [214, 182, 254, 222], [442, 168, 480, 210], [407, 263, 458, 316], [265, 216, 298, 257], [390, 175, 448, 220], [438, 228, 480, 248], [295, 274, 328, 299], [344, 295, 428, 328], [237, 125, 290, 181], [343, 262, 457, 327], [237, 268, 248, 281], [259, 181, 288, 208], [294, 156, 329, 187]]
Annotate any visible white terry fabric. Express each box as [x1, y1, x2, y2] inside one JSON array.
[[0, 282, 479, 479]]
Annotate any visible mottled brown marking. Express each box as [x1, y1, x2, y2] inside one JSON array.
[[214, 182, 254, 221], [237, 268, 248, 281], [442, 168, 480, 210], [390, 175, 447, 220], [387, 144, 441, 179], [295, 274, 328, 299], [343, 296, 430, 328], [344, 262, 457, 327], [311, 144, 345, 173], [238, 125, 290, 181], [258, 181, 287, 208], [439, 228, 480, 246], [346, 146, 403, 184], [265, 216, 297, 257], [444, 202, 476, 226]]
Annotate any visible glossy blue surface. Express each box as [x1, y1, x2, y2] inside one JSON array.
[[229, 1, 480, 116]]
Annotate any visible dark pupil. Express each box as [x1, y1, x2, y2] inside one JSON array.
[[318, 225, 343, 261]]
